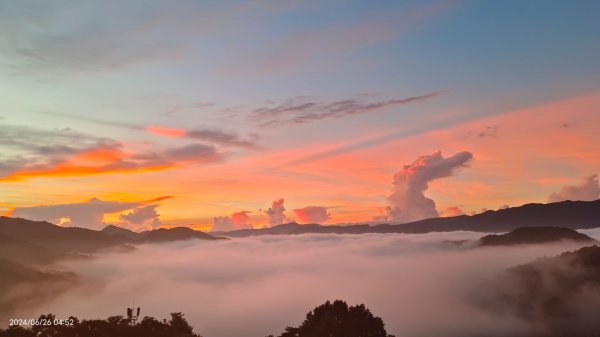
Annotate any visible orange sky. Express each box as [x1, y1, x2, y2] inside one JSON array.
[[2, 1, 600, 231], [2, 91, 599, 230]]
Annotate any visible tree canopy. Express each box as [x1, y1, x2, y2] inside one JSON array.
[[269, 300, 395, 337], [2, 301, 395, 337], [0, 313, 202, 337]]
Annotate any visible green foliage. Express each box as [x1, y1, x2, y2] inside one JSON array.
[[0, 313, 202, 337], [272, 300, 395, 337]]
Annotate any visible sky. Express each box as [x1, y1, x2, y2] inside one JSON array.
[[1, 0, 599, 231]]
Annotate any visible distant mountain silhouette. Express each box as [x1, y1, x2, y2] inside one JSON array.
[[0, 217, 134, 259], [215, 222, 322, 237], [0, 217, 225, 258], [138, 227, 227, 243], [479, 227, 597, 246], [0, 217, 225, 264], [220, 199, 600, 237], [101, 224, 141, 240], [480, 245, 600, 337], [101, 225, 227, 243]]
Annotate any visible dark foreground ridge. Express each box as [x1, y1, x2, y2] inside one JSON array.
[[478, 226, 597, 246], [0, 301, 393, 337], [218, 199, 600, 237], [0, 312, 202, 337]]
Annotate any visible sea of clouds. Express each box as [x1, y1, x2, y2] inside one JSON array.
[[12, 230, 600, 337]]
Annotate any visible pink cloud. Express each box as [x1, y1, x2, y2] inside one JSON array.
[[386, 151, 473, 223], [212, 210, 252, 232], [231, 211, 251, 226], [145, 125, 187, 138], [293, 206, 331, 224], [440, 206, 466, 217], [264, 198, 289, 226]]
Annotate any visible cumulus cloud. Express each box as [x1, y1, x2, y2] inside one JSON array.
[[13, 232, 596, 337], [440, 206, 465, 217], [11, 198, 137, 228], [250, 92, 441, 127], [212, 211, 252, 232], [548, 174, 600, 202], [212, 216, 233, 232], [10, 197, 171, 230], [230, 211, 251, 227], [293, 206, 331, 224], [119, 204, 161, 231], [386, 151, 473, 223], [264, 198, 289, 226]]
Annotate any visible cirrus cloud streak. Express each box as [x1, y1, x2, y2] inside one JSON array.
[[251, 91, 442, 127]]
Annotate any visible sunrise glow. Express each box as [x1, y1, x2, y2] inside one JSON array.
[[0, 1, 598, 233]]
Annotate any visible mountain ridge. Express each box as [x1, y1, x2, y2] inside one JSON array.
[[101, 224, 228, 243], [217, 199, 600, 237], [479, 226, 597, 246], [0, 217, 225, 264]]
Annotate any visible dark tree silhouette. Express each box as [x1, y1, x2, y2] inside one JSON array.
[[168, 312, 196, 337], [0, 326, 35, 337], [0, 312, 202, 337], [269, 300, 395, 337]]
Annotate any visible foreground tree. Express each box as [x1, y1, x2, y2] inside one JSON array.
[[270, 300, 395, 337], [0, 312, 202, 337]]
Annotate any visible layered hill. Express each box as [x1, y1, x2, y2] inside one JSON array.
[[0, 217, 225, 264], [481, 245, 600, 337], [0, 258, 78, 319], [479, 227, 597, 246], [0, 217, 225, 319], [101, 225, 227, 243], [0, 217, 134, 262]]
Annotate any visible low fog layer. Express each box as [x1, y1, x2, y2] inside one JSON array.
[[11, 231, 600, 337]]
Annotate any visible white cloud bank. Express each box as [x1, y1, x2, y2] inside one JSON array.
[[9, 232, 597, 337]]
